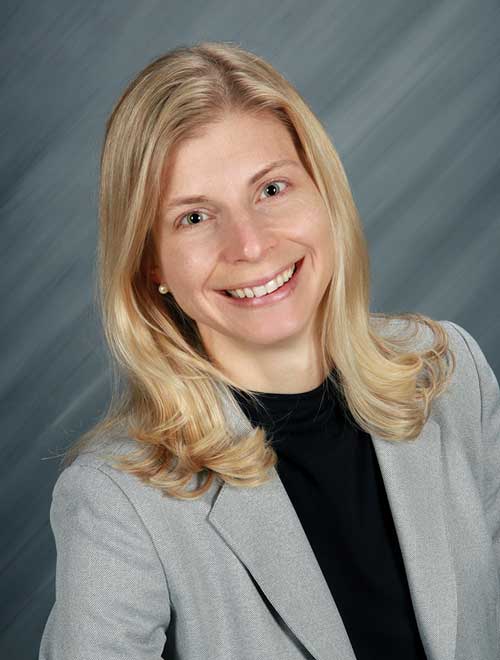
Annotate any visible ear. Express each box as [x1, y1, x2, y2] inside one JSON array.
[[151, 266, 162, 285]]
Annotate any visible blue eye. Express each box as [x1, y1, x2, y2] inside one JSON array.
[[260, 180, 288, 199], [178, 210, 209, 228], [176, 179, 289, 229]]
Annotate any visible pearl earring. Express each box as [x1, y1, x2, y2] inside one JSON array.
[[158, 284, 169, 294]]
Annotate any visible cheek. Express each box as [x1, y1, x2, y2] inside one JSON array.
[[164, 251, 213, 295], [311, 204, 333, 242], [293, 204, 331, 244]]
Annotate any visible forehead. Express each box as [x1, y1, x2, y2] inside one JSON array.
[[162, 112, 299, 193]]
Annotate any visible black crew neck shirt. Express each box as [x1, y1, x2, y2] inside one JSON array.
[[230, 372, 427, 660]]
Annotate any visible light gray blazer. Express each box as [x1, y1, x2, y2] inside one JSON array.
[[38, 319, 500, 660]]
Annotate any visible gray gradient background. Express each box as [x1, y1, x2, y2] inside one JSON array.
[[1, 1, 499, 658]]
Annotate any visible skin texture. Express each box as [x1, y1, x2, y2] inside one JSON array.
[[152, 111, 334, 394]]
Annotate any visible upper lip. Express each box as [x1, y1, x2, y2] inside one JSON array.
[[220, 258, 301, 291]]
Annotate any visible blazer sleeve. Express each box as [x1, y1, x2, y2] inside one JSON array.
[[446, 321, 500, 577], [38, 463, 172, 660]]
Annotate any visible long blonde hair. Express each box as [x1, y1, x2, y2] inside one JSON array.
[[61, 40, 455, 500]]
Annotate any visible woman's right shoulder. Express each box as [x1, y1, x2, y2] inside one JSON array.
[[41, 437, 174, 660], [64, 434, 142, 470], [51, 435, 145, 502], [52, 433, 224, 516]]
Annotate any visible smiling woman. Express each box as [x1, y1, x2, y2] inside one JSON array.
[[39, 41, 500, 660], [150, 110, 334, 362]]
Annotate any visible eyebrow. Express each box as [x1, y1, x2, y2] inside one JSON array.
[[164, 159, 301, 212]]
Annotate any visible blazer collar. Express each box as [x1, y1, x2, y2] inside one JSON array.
[[208, 387, 457, 660]]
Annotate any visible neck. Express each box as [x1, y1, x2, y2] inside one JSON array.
[[207, 335, 328, 395]]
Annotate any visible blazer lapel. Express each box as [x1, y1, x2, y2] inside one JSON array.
[[213, 386, 457, 660], [210, 386, 356, 660], [209, 464, 356, 660], [371, 419, 457, 660]]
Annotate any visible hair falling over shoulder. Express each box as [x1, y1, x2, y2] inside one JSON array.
[[61, 41, 456, 500]]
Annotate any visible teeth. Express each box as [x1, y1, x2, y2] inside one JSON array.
[[226, 263, 296, 299]]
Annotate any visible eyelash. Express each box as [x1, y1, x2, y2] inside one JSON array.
[[175, 178, 290, 229]]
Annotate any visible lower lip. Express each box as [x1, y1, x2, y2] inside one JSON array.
[[217, 257, 305, 308]]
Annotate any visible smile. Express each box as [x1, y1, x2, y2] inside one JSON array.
[[225, 262, 296, 298], [218, 257, 305, 307]]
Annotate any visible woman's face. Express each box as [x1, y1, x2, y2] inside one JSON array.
[[152, 111, 334, 365]]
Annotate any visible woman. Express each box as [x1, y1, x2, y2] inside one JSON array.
[[39, 41, 499, 660]]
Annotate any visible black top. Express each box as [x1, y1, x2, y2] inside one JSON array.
[[230, 371, 427, 660]]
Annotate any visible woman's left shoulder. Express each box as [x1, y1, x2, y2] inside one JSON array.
[[432, 320, 500, 499], [436, 319, 499, 412]]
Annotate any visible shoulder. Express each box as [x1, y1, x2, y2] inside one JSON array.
[[416, 318, 496, 415], [372, 314, 492, 427], [401, 316, 491, 414], [384, 318, 499, 498], [416, 320, 499, 490], [52, 436, 147, 507], [372, 314, 484, 376], [43, 443, 173, 658], [436, 319, 500, 439], [52, 434, 223, 526], [50, 438, 154, 533]]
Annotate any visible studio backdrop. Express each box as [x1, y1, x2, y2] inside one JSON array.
[[0, 1, 499, 658]]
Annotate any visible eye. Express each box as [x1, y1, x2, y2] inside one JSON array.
[[260, 179, 288, 200], [175, 179, 289, 229], [177, 210, 210, 228]]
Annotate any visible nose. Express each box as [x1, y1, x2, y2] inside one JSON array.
[[221, 208, 278, 263]]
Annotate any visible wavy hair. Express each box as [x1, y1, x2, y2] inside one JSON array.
[[61, 41, 456, 499]]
